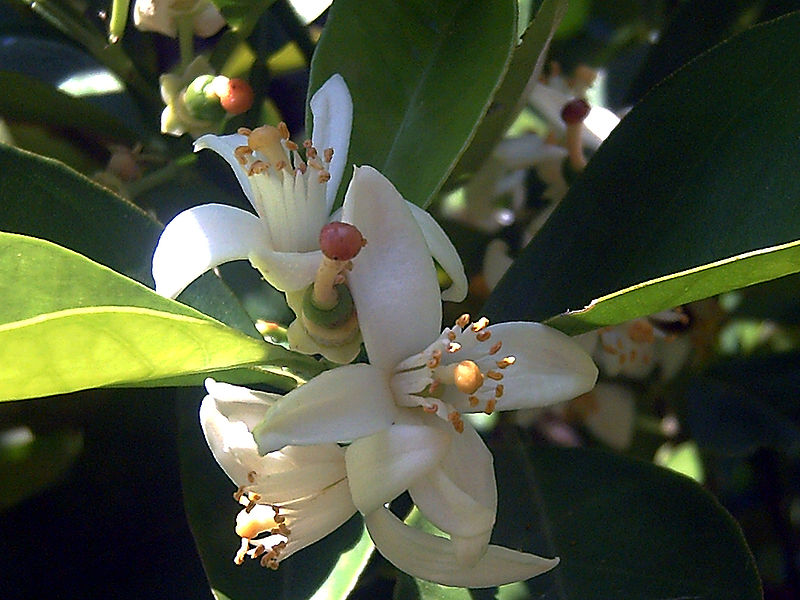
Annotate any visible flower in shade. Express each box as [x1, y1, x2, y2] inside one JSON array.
[[152, 74, 466, 362], [248, 177, 598, 586]]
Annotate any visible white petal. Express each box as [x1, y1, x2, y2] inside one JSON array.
[[194, 133, 255, 209], [278, 479, 357, 561], [343, 166, 441, 371], [408, 422, 496, 565], [406, 202, 468, 302], [345, 419, 451, 515], [204, 378, 278, 429], [249, 247, 322, 292], [365, 508, 559, 588], [253, 364, 396, 453], [455, 322, 599, 412], [152, 203, 269, 298], [200, 393, 263, 486], [310, 74, 352, 210]]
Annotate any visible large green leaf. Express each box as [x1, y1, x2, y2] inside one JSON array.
[[446, 0, 568, 188], [0, 233, 309, 400], [0, 70, 138, 145], [479, 433, 761, 600], [308, 0, 517, 207], [0, 143, 256, 335], [486, 13, 800, 331]]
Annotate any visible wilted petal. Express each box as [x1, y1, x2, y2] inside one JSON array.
[[365, 508, 559, 588], [152, 203, 269, 298], [343, 166, 441, 371], [253, 364, 396, 453], [451, 322, 598, 412], [345, 413, 451, 515], [310, 74, 352, 209], [408, 421, 496, 566], [406, 202, 468, 302], [194, 133, 255, 209]]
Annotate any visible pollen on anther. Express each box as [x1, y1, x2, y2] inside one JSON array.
[[456, 314, 470, 328], [471, 317, 490, 332], [497, 356, 516, 369], [324, 148, 334, 162], [469, 395, 479, 407], [495, 384, 504, 397], [285, 140, 299, 151], [484, 398, 497, 415], [277, 122, 290, 139], [476, 330, 491, 342], [318, 171, 331, 183], [237, 127, 252, 135], [234, 145, 252, 165], [447, 331, 457, 342], [448, 342, 462, 353], [489, 341, 503, 355], [448, 411, 464, 433]]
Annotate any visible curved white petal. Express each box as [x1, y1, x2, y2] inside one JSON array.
[[343, 166, 441, 371], [152, 203, 269, 298], [365, 508, 559, 588], [408, 422, 496, 565], [204, 378, 278, 429], [253, 364, 396, 453], [310, 74, 352, 209], [249, 247, 322, 292], [451, 322, 598, 412], [406, 202, 468, 302], [278, 479, 357, 562], [194, 133, 254, 208], [345, 418, 451, 515]]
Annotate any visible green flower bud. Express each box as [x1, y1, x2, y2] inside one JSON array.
[[182, 75, 226, 123]]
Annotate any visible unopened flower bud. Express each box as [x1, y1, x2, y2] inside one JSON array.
[[319, 222, 366, 261], [217, 78, 255, 116], [182, 75, 226, 122], [560, 98, 591, 125]]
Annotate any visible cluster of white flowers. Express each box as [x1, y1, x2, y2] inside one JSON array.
[[152, 75, 598, 587]]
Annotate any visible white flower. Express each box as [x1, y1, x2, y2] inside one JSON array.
[[133, 0, 225, 38], [249, 182, 599, 587], [200, 378, 357, 568], [152, 74, 466, 362]]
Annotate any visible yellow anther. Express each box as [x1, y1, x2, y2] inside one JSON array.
[[476, 330, 491, 342], [448, 342, 462, 353], [471, 317, 490, 332], [628, 320, 655, 343], [318, 171, 331, 183], [234, 145, 252, 164], [486, 370, 503, 381], [468, 395, 479, 407], [453, 360, 484, 394], [324, 147, 334, 162], [456, 313, 470, 328], [237, 127, 253, 135], [277, 122, 291, 139], [447, 331, 457, 341], [495, 384, 504, 398], [484, 398, 497, 415], [496, 356, 516, 369], [489, 341, 502, 355], [448, 411, 464, 433]]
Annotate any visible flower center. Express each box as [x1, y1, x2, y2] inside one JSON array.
[[234, 123, 333, 252], [391, 314, 516, 432], [232, 474, 291, 570]]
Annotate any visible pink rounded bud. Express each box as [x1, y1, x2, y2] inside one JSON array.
[[319, 222, 366, 261], [219, 78, 254, 116], [560, 98, 591, 124]]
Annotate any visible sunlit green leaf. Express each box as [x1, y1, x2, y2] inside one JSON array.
[[487, 13, 800, 332], [0, 233, 316, 400], [485, 433, 761, 599], [309, 525, 374, 600], [209, 0, 277, 37], [308, 0, 517, 208]]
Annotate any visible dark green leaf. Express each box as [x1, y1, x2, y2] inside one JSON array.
[[484, 432, 761, 599], [308, 0, 517, 207], [446, 0, 568, 188], [487, 13, 800, 333], [0, 70, 138, 145], [209, 0, 277, 37]]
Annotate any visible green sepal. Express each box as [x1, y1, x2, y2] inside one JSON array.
[[302, 283, 355, 329]]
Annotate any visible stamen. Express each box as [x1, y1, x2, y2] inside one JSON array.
[[486, 370, 503, 381], [497, 356, 516, 369], [427, 349, 442, 368], [484, 398, 497, 415], [318, 171, 331, 183], [234, 539, 249, 565], [248, 160, 268, 176], [234, 145, 252, 164], [277, 122, 290, 139], [324, 148, 334, 162], [628, 320, 655, 344], [468, 395, 479, 407], [476, 330, 491, 342], [489, 341, 502, 355], [471, 317, 490, 332], [448, 411, 464, 433], [285, 140, 299, 151], [448, 342, 461, 353], [252, 545, 266, 558], [247, 471, 257, 483], [456, 313, 470, 328], [237, 127, 252, 135], [447, 331, 457, 342], [233, 486, 245, 502], [495, 384, 504, 397]]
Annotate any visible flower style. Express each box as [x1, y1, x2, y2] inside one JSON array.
[[133, 0, 225, 38], [152, 74, 466, 362], [248, 179, 599, 586], [200, 379, 357, 568]]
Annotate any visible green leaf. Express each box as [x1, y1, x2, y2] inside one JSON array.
[[0, 143, 257, 335], [176, 393, 363, 600], [308, 525, 374, 600], [0, 70, 138, 145], [209, 0, 277, 37], [485, 433, 761, 599], [308, 0, 517, 208], [446, 0, 568, 188], [0, 233, 303, 400], [486, 13, 800, 332]]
